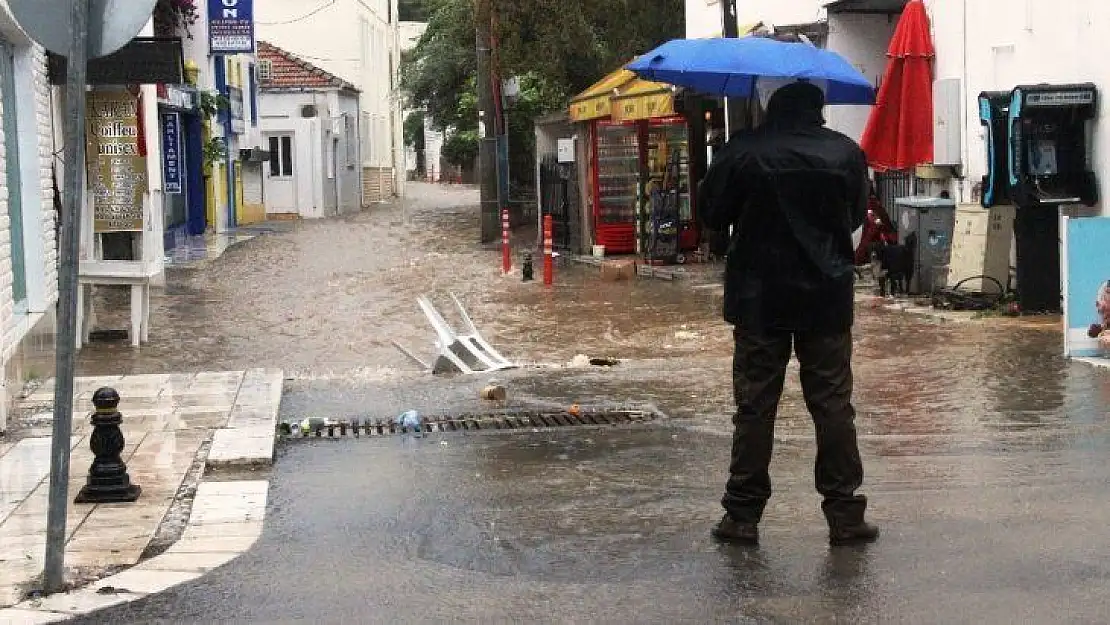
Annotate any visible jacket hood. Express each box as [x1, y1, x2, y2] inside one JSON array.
[[765, 81, 826, 128]]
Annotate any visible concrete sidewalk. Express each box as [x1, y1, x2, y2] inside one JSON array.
[[0, 369, 282, 608]]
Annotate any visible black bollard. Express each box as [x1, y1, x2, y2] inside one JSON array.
[[75, 388, 142, 504], [522, 252, 534, 282]]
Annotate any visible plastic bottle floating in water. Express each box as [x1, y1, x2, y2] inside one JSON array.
[[396, 410, 424, 437]]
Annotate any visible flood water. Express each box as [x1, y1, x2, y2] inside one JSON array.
[[76, 183, 1104, 445], [61, 183, 1110, 625]]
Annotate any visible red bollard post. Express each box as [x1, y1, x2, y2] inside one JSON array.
[[543, 215, 554, 286], [501, 208, 511, 274]]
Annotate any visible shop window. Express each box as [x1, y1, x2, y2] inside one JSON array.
[[268, 135, 294, 177]]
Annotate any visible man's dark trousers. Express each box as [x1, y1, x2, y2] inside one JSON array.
[[723, 327, 867, 528]]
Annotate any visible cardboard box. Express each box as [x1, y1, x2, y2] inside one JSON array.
[[600, 260, 636, 282]]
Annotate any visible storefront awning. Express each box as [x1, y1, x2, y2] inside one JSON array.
[[611, 79, 676, 122], [568, 68, 638, 122]]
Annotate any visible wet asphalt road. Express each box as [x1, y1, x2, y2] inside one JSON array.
[[59, 184, 1110, 622], [69, 403, 1110, 624]]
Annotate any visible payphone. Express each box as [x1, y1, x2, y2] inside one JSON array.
[[978, 91, 1011, 208], [999, 83, 1100, 313], [1007, 83, 1098, 208]]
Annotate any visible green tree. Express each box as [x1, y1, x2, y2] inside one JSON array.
[[404, 111, 427, 174], [399, 0, 476, 132], [399, 0, 432, 22], [401, 0, 684, 186]]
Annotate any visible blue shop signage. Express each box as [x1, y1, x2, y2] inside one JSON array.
[[161, 112, 183, 195], [208, 0, 255, 54]]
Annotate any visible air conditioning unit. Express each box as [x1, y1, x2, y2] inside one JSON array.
[[239, 147, 272, 163], [300, 104, 318, 118]]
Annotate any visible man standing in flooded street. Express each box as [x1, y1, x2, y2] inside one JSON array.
[[699, 81, 879, 546]]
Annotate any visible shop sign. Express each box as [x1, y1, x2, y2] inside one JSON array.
[[208, 0, 255, 54], [161, 112, 183, 195], [158, 84, 198, 111], [85, 91, 147, 232], [228, 86, 245, 134]]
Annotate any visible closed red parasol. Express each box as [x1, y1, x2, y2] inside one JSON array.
[[859, 0, 935, 172]]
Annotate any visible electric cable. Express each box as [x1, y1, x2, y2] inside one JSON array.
[[257, 0, 338, 26], [931, 275, 1007, 311]]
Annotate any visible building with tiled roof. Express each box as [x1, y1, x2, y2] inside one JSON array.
[[253, 0, 403, 202], [254, 41, 363, 219], [257, 41, 359, 94]]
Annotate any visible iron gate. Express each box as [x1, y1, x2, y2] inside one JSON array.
[[875, 170, 917, 229], [539, 155, 578, 252]]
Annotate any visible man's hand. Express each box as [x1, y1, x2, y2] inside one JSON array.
[[1090, 323, 1105, 339]]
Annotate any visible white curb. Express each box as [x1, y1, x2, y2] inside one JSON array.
[[0, 480, 269, 622]]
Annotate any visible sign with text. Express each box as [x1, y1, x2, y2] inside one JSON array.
[[160, 112, 183, 195], [208, 0, 255, 54], [85, 91, 147, 232]]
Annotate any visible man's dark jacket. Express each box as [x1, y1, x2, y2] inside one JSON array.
[[699, 83, 869, 335]]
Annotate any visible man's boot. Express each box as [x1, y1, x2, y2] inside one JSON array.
[[829, 522, 880, 546], [712, 514, 759, 545]]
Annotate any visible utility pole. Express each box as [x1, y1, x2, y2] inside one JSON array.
[[44, 0, 88, 593], [475, 0, 499, 243]]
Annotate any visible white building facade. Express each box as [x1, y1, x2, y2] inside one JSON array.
[[255, 0, 403, 204], [0, 10, 60, 430], [257, 42, 362, 218], [686, 0, 1110, 217]]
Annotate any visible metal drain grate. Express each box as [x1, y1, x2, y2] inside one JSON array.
[[278, 407, 660, 439]]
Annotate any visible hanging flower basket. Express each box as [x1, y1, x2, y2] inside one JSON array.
[[153, 0, 200, 38]]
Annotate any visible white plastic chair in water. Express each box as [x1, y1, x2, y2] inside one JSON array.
[[403, 293, 515, 375]]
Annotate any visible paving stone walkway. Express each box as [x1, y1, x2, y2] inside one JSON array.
[[0, 369, 282, 608]]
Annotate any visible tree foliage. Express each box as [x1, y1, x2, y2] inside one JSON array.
[[399, 0, 476, 132], [492, 0, 684, 96], [399, 0, 432, 22], [401, 0, 684, 182], [403, 111, 426, 150]]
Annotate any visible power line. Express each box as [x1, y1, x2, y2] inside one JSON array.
[[257, 0, 338, 26], [296, 53, 360, 63]]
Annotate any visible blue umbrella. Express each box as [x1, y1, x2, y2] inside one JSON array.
[[626, 37, 876, 105]]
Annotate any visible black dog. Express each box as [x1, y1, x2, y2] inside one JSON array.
[[871, 235, 915, 297], [887, 232, 916, 296]]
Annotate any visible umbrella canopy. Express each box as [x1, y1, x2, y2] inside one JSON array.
[[625, 37, 875, 105], [859, 0, 935, 171]]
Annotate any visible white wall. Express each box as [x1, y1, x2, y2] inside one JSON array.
[[335, 91, 362, 213], [260, 92, 323, 218], [1, 42, 56, 354], [0, 6, 60, 427], [924, 0, 1108, 214], [423, 117, 444, 182], [259, 89, 361, 217], [825, 13, 897, 142], [257, 0, 401, 190], [687, 0, 826, 38]]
